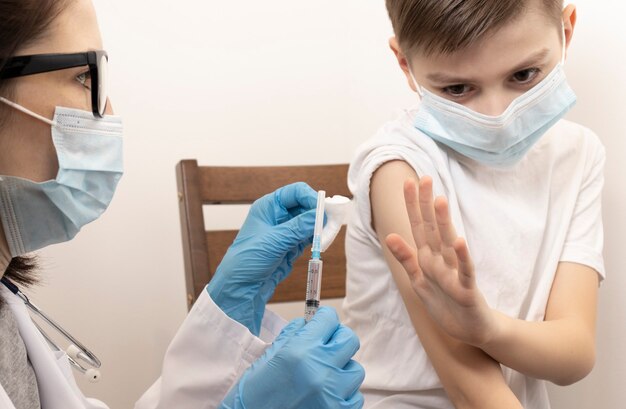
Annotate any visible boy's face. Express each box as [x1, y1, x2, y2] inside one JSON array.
[[391, 3, 577, 116]]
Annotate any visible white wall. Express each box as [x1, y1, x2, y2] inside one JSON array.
[[28, 1, 624, 408]]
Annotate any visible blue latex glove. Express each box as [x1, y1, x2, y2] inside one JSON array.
[[207, 182, 318, 335], [219, 307, 365, 409]]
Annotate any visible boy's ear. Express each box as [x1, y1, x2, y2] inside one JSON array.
[[562, 4, 577, 51], [389, 37, 418, 92]]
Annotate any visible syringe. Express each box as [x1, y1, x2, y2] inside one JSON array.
[[304, 190, 325, 322]]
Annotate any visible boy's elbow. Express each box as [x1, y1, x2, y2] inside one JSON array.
[[551, 343, 596, 386], [551, 359, 595, 386]]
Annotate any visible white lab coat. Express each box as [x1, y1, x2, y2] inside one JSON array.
[[0, 285, 286, 409]]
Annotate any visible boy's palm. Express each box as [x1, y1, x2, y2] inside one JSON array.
[[386, 177, 498, 347]]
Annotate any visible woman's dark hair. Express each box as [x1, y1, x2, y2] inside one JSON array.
[[3, 256, 40, 286], [1, 0, 70, 286], [0, 0, 69, 122]]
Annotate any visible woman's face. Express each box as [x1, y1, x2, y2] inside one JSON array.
[[0, 0, 113, 183]]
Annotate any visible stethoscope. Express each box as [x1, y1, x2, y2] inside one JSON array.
[[1, 277, 102, 383]]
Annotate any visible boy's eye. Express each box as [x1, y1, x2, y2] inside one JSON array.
[[512, 68, 540, 84], [76, 71, 92, 90], [442, 84, 473, 98]]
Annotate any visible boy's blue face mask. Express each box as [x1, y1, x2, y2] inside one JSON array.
[[410, 31, 576, 168], [0, 99, 123, 257]]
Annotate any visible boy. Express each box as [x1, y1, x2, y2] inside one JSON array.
[[343, 0, 604, 407]]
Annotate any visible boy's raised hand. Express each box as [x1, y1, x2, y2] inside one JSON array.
[[385, 177, 499, 348]]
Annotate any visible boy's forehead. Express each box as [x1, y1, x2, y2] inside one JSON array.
[[411, 6, 561, 79]]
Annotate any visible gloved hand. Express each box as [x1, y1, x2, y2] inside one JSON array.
[[219, 307, 365, 409], [207, 182, 318, 336]]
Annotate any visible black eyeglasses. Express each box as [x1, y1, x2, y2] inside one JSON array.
[[0, 50, 108, 118]]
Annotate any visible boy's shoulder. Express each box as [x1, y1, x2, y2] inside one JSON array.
[[359, 106, 436, 152], [348, 107, 444, 193], [547, 119, 605, 160], [351, 107, 440, 164], [557, 119, 600, 137], [376, 105, 423, 136], [553, 119, 602, 143]]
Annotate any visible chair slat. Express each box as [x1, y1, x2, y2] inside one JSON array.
[[199, 165, 351, 204]]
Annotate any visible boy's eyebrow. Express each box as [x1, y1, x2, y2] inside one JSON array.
[[426, 72, 474, 85], [426, 48, 552, 84], [508, 48, 551, 73]]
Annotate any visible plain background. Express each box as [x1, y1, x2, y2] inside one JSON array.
[[24, 1, 624, 408]]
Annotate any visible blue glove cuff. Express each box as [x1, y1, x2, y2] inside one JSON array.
[[206, 284, 264, 336]]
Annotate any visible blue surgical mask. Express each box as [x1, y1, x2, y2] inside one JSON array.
[[410, 33, 576, 167], [0, 100, 123, 257]]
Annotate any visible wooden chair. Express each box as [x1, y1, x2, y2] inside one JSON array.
[[176, 159, 351, 310]]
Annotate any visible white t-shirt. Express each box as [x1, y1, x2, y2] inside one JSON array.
[[342, 106, 606, 409]]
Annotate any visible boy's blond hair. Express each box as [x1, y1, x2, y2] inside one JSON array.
[[386, 0, 564, 57]]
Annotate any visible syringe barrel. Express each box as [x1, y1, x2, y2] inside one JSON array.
[[304, 258, 323, 322]]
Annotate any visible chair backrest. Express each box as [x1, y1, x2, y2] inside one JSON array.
[[176, 159, 351, 310]]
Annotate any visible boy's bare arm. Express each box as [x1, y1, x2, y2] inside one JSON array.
[[370, 160, 523, 409], [384, 172, 598, 386], [479, 263, 598, 385]]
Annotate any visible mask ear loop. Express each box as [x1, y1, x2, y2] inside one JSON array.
[[408, 68, 425, 98], [560, 23, 567, 65], [0, 97, 57, 127]]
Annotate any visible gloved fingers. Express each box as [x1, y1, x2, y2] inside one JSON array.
[[273, 244, 304, 282], [261, 318, 306, 361], [283, 243, 305, 271], [326, 370, 365, 409], [274, 318, 306, 345], [276, 182, 318, 213], [245, 183, 316, 228], [286, 203, 314, 219], [341, 390, 365, 409], [271, 209, 316, 251], [285, 241, 308, 270], [247, 191, 279, 224], [259, 240, 309, 306], [287, 205, 328, 229], [323, 324, 361, 367], [300, 306, 340, 343], [339, 360, 366, 401], [257, 251, 296, 305]]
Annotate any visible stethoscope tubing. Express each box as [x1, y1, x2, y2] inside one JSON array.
[[1, 277, 101, 372]]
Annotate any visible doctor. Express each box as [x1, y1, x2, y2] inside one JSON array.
[[0, 0, 365, 408]]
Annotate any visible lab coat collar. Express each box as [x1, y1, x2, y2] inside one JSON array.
[[0, 286, 89, 409]]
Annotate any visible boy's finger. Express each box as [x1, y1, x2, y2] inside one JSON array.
[[453, 237, 475, 289], [418, 177, 442, 253], [434, 196, 459, 268], [403, 179, 427, 248], [386, 233, 423, 284]]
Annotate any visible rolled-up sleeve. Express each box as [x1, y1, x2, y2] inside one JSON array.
[[559, 139, 606, 280]]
